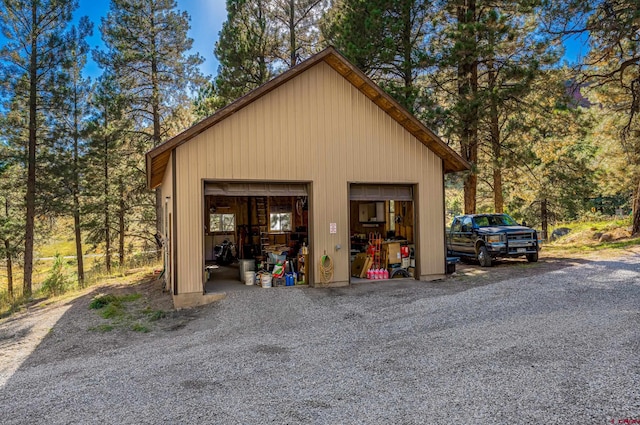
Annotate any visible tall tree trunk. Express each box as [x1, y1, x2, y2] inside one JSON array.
[[151, 24, 163, 257], [5, 198, 13, 297], [541, 198, 548, 241], [463, 165, 477, 214], [104, 131, 111, 273], [632, 177, 640, 236], [23, 3, 38, 297], [288, 0, 296, 66], [401, 1, 413, 112], [73, 81, 84, 285], [492, 165, 503, 213], [488, 56, 503, 213], [153, 107, 163, 258], [105, 205, 111, 273], [457, 0, 478, 215], [119, 179, 125, 267], [73, 197, 83, 284], [257, 0, 268, 83], [5, 240, 13, 298]]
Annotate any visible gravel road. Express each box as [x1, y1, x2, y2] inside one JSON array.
[[1, 252, 639, 424]]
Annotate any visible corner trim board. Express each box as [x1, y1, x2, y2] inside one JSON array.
[[172, 151, 178, 296]]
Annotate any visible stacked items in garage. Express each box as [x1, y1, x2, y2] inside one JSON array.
[[350, 240, 413, 280]]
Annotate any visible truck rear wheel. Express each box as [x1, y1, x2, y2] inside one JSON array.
[[477, 246, 492, 267], [526, 252, 539, 263]]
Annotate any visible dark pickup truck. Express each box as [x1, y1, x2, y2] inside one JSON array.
[[446, 213, 540, 267]]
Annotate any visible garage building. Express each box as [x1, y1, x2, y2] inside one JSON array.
[[146, 47, 469, 308]]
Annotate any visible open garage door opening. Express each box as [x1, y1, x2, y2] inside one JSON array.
[[203, 182, 310, 291], [349, 184, 416, 282]]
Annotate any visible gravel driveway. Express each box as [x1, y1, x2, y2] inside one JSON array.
[[1, 252, 639, 424]]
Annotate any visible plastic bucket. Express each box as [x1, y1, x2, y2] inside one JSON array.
[[245, 271, 255, 286], [261, 273, 272, 288], [239, 259, 255, 282]]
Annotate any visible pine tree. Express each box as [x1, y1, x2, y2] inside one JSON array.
[[492, 69, 597, 230], [0, 144, 25, 298], [450, 0, 483, 215], [543, 0, 640, 234], [271, 0, 327, 67], [322, 0, 390, 74], [193, 81, 223, 120], [323, 0, 431, 112], [0, 0, 77, 297], [46, 18, 93, 285], [0, 82, 29, 296], [84, 75, 128, 273], [215, 0, 279, 105], [476, 5, 557, 213], [583, 0, 640, 234], [430, 0, 554, 214], [96, 0, 205, 240]]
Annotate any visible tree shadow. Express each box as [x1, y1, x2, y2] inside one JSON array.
[[0, 276, 179, 386]]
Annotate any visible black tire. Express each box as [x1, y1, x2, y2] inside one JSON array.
[[477, 245, 492, 267], [390, 268, 410, 278], [526, 252, 539, 263]]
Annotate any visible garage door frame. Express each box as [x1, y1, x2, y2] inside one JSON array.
[[201, 179, 313, 289], [347, 183, 419, 282]]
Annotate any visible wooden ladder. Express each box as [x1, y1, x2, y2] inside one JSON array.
[[256, 197, 269, 254]]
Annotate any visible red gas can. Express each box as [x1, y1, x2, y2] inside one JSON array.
[[401, 246, 410, 258]]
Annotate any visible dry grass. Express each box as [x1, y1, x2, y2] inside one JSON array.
[[0, 257, 162, 318], [544, 216, 640, 255], [0, 217, 161, 317]]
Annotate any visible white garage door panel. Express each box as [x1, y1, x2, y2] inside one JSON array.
[[204, 182, 308, 197], [350, 184, 413, 201]]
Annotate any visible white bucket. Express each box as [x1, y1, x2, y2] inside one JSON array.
[[239, 259, 255, 282], [261, 273, 272, 288], [245, 271, 255, 286]]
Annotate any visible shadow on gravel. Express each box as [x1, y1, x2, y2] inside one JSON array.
[[1, 277, 196, 379], [454, 254, 591, 285], [0, 321, 35, 345], [284, 252, 611, 309], [303, 254, 593, 305]]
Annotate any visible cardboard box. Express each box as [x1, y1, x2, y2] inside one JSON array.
[[351, 253, 371, 277], [361, 257, 373, 278], [382, 242, 401, 264]]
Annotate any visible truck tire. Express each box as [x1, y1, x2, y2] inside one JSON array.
[[526, 252, 539, 263], [477, 245, 492, 267]]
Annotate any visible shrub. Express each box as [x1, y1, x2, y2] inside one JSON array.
[[100, 303, 124, 319], [131, 323, 150, 333], [40, 254, 71, 296], [144, 308, 166, 321], [89, 294, 118, 309], [119, 293, 142, 302]]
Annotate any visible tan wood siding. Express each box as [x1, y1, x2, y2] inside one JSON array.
[[175, 62, 444, 294]]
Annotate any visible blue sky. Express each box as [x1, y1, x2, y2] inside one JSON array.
[[75, 0, 588, 79], [77, 0, 227, 78]]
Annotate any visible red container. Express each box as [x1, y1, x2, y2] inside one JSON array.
[[401, 246, 410, 258]]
